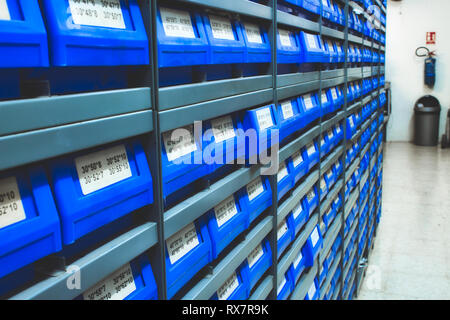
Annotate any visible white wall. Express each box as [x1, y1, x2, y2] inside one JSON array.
[[386, 0, 449, 141]]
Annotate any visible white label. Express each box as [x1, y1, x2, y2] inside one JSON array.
[[277, 220, 288, 241], [311, 227, 320, 247], [331, 88, 339, 100], [335, 125, 341, 134], [83, 263, 136, 300], [322, 0, 329, 7], [278, 29, 292, 47], [321, 91, 328, 103], [306, 142, 316, 156], [256, 108, 274, 130], [247, 244, 264, 268], [217, 272, 239, 300], [209, 15, 234, 40], [246, 178, 265, 202], [334, 197, 340, 207], [0, 0, 10, 20], [244, 22, 263, 44], [277, 277, 287, 295], [348, 116, 354, 127], [336, 43, 342, 53], [160, 7, 195, 38], [307, 282, 317, 299], [306, 33, 317, 49], [211, 115, 235, 143], [166, 223, 199, 265], [292, 151, 303, 168], [327, 130, 334, 140], [281, 101, 294, 120], [75, 145, 132, 196], [303, 95, 314, 110], [214, 196, 238, 228], [292, 200, 304, 220], [0, 177, 26, 229], [326, 169, 333, 180], [277, 163, 288, 183], [320, 178, 327, 191], [307, 189, 315, 202], [327, 40, 335, 53], [68, 0, 125, 29], [163, 125, 197, 162], [326, 207, 332, 218], [293, 251, 303, 269]]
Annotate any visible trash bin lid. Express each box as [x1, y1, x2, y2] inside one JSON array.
[[414, 95, 441, 113]]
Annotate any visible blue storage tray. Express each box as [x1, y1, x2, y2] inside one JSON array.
[[277, 98, 304, 143], [240, 19, 271, 64], [303, 225, 323, 267], [305, 186, 319, 215], [51, 140, 153, 245], [319, 134, 330, 158], [203, 112, 245, 171], [240, 238, 272, 290], [301, 0, 321, 15], [323, 165, 336, 187], [318, 176, 329, 201], [319, 37, 331, 66], [304, 278, 319, 300], [291, 150, 309, 185], [239, 176, 272, 227], [321, 0, 334, 20], [278, 158, 294, 201], [333, 123, 344, 144], [292, 197, 309, 235], [243, 104, 278, 161], [323, 205, 337, 229], [0, 166, 62, 279], [211, 266, 249, 300], [202, 13, 245, 65], [165, 219, 212, 299], [319, 260, 329, 285], [42, 0, 148, 66], [321, 89, 333, 115], [324, 39, 338, 64], [76, 253, 157, 300], [298, 92, 320, 126], [0, 0, 49, 68], [334, 41, 345, 63], [288, 246, 307, 285], [325, 127, 336, 151], [333, 2, 345, 26], [298, 31, 325, 63], [277, 214, 295, 259], [161, 124, 211, 200], [329, 86, 343, 112], [277, 272, 293, 300], [277, 27, 301, 65], [206, 192, 248, 260]]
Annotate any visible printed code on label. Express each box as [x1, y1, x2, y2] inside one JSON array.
[[75, 144, 132, 196], [246, 178, 264, 202], [68, 0, 125, 29], [306, 34, 317, 49], [304, 95, 314, 110], [247, 244, 264, 268], [292, 151, 303, 168], [160, 7, 195, 38], [244, 22, 263, 44], [311, 227, 320, 246], [281, 101, 294, 120], [277, 163, 288, 183], [217, 273, 239, 300], [307, 143, 316, 156], [256, 108, 274, 130], [307, 190, 315, 202], [211, 115, 235, 143], [278, 29, 292, 47], [83, 263, 136, 301], [277, 220, 288, 240], [166, 223, 199, 265], [0, 176, 26, 229], [292, 200, 303, 219], [163, 125, 197, 162], [293, 251, 303, 268], [214, 196, 238, 228], [209, 15, 234, 40]]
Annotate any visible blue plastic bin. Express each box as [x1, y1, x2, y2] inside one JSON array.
[[305, 186, 319, 214], [291, 150, 309, 185], [240, 238, 272, 290], [288, 246, 307, 285], [277, 271, 294, 300], [77, 253, 158, 300], [165, 220, 212, 299], [211, 267, 250, 300], [206, 193, 248, 260], [278, 158, 294, 200], [291, 197, 309, 235], [277, 98, 304, 143], [277, 214, 295, 258], [298, 92, 321, 126], [304, 278, 320, 300], [239, 176, 272, 227]]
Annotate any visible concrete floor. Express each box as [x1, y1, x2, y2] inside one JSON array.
[[357, 142, 450, 300]]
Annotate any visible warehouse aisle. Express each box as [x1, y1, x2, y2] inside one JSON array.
[[358, 142, 450, 300]]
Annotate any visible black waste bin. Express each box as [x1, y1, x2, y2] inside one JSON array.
[[414, 95, 441, 146]]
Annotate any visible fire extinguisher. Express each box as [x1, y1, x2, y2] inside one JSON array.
[[416, 47, 436, 88]]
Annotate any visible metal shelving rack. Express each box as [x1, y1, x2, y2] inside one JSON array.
[[4, 0, 388, 300]]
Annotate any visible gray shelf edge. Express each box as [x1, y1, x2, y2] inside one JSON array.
[[322, 111, 345, 132], [164, 165, 262, 240], [345, 157, 361, 182], [344, 270, 357, 300], [159, 75, 272, 111], [279, 126, 320, 163], [289, 264, 318, 300], [320, 181, 343, 219], [344, 189, 360, 220], [278, 172, 319, 223], [10, 222, 158, 300], [277, 213, 319, 286], [344, 218, 358, 251], [277, 11, 320, 33], [277, 80, 321, 101], [182, 216, 272, 300], [343, 246, 358, 283], [159, 88, 273, 132], [178, 0, 272, 20], [358, 218, 368, 243], [333, 282, 341, 300], [277, 72, 320, 88], [321, 26, 345, 40], [249, 275, 273, 300], [0, 110, 154, 172], [0, 88, 152, 137], [320, 147, 344, 178]]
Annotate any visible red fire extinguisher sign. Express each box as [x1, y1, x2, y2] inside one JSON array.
[[426, 32, 436, 45]]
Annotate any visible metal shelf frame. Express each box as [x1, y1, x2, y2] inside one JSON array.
[[2, 0, 388, 300]]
